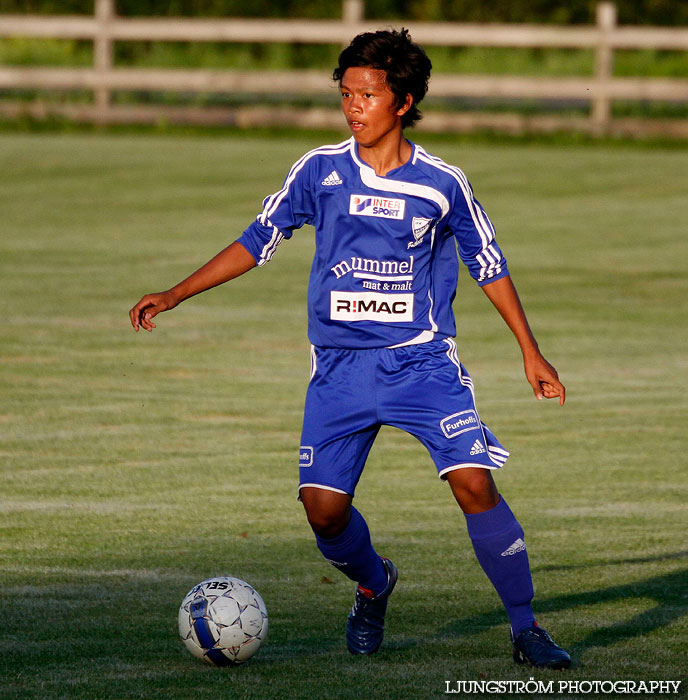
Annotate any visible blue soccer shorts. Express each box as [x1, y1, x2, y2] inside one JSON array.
[[298, 338, 509, 496]]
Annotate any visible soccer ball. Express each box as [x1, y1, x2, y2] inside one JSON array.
[[178, 576, 268, 666]]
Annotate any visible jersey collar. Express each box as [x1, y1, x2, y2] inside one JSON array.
[[349, 137, 418, 180]]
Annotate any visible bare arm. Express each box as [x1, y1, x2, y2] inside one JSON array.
[[481, 275, 565, 405], [129, 241, 256, 332]]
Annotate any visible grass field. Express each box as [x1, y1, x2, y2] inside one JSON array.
[[0, 131, 686, 700]]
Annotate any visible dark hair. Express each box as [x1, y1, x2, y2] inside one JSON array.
[[333, 28, 432, 129]]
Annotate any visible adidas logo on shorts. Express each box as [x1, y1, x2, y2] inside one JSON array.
[[469, 439, 486, 455], [322, 170, 343, 186], [501, 538, 526, 557]]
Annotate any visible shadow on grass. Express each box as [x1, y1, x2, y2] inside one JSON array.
[[3, 551, 684, 679], [436, 552, 688, 662], [257, 553, 688, 666], [533, 549, 688, 573]]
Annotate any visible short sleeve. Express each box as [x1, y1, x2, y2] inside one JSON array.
[[448, 177, 509, 286], [236, 155, 316, 266]]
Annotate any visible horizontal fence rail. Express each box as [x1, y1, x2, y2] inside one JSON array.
[[2, 68, 687, 102], [2, 9, 688, 48], [0, 0, 687, 137]]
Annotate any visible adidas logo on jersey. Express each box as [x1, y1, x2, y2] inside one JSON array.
[[469, 439, 486, 455], [501, 538, 526, 557], [322, 170, 343, 186]]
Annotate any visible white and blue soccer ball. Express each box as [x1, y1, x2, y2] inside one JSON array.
[[178, 576, 268, 666]]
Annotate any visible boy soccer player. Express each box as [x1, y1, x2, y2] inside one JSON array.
[[130, 29, 571, 669]]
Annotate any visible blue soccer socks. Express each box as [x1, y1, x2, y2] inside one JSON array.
[[315, 506, 388, 595], [464, 496, 536, 636], [315, 497, 537, 639]]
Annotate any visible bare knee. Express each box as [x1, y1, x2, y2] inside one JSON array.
[[300, 486, 352, 539], [445, 467, 499, 514], [306, 512, 349, 539]]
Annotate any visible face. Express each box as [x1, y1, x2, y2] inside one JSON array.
[[340, 66, 412, 148]]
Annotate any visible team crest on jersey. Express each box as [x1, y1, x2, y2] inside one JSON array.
[[408, 217, 434, 249], [349, 195, 405, 220]]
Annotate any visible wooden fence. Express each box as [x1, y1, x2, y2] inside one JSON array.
[[1, 0, 687, 137]]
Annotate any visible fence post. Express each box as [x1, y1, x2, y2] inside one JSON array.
[[94, 0, 114, 120], [592, 1, 616, 134], [342, 0, 364, 25]]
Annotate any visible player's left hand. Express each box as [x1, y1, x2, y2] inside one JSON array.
[[524, 354, 566, 405]]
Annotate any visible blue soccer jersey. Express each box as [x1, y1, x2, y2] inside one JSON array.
[[237, 137, 509, 349]]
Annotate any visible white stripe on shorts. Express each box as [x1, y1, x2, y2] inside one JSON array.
[[310, 344, 318, 380], [438, 463, 500, 479], [298, 483, 350, 496], [443, 337, 509, 469]]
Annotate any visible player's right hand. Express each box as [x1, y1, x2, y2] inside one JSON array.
[[129, 291, 178, 332]]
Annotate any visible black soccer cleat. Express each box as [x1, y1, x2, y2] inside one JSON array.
[[346, 557, 398, 655], [512, 623, 571, 670]]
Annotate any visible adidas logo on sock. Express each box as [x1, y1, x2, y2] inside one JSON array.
[[321, 170, 343, 186], [469, 439, 486, 455], [501, 538, 526, 557]]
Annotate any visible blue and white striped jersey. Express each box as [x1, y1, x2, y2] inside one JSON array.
[[237, 137, 509, 349]]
